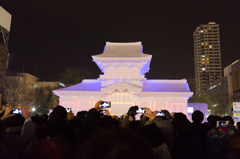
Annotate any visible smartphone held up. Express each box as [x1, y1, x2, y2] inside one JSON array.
[[66, 108, 71, 113], [11, 109, 22, 114], [217, 121, 228, 127], [136, 108, 146, 114], [156, 112, 165, 117], [99, 110, 107, 115], [99, 101, 111, 108]]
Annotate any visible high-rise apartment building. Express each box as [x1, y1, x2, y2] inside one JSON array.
[[193, 22, 222, 95]]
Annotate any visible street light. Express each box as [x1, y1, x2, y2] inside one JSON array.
[[32, 107, 36, 112]]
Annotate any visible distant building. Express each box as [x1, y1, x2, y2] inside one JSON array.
[[208, 60, 240, 113], [208, 76, 230, 96], [16, 73, 39, 89], [223, 60, 240, 101], [208, 60, 240, 99], [34, 82, 65, 88], [208, 76, 230, 115], [4, 72, 65, 107], [193, 22, 222, 96], [6, 72, 65, 89], [0, 6, 12, 86]]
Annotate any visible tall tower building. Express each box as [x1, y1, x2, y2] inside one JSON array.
[[193, 22, 222, 95]]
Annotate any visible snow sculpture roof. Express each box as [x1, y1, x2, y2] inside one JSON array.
[[92, 42, 152, 74], [54, 79, 192, 93], [92, 42, 152, 59], [54, 80, 101, 92], [142, 80, 191, 92]]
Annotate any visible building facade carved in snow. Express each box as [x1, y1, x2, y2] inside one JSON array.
[[53, 42, 193, 115]]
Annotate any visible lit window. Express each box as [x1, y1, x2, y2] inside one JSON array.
[[202, 55, 205, 57], [200, 30, 204, 33], [202, 68, 205, 71], [209, 46, 212, 48], [201, 43, 204, 45]]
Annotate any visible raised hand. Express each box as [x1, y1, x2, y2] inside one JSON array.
[[67, 110, 74, 120], [153, 111, 158, 117], [102, 108, 111, 116], [0, 107, 14, 121], [22, 107, 30, 119], [144, 107, 155, 121], [94, 100, 103, 110], [127, 106, 138, 117]]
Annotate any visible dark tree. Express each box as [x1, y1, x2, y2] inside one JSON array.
[[58, 67, 92, 85], [34, 86, 59, 115]]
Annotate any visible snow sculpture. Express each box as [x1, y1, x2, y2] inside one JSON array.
[[53, 42, 193, 115]]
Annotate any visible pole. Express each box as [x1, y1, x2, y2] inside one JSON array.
[[22, 59, 25, 107], [22, 59, 25, 77], [34, 64, 36, 75]]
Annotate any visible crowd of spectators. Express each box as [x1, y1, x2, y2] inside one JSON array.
[[0, 100, 240, 159]]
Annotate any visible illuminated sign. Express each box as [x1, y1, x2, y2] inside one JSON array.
[[233, 102, 240, 126]]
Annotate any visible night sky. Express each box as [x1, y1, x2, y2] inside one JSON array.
[[1, 0, 240, 81]]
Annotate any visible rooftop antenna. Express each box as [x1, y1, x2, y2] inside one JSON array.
[[34, 63, 36, 75], [22, 59, 25, 77]]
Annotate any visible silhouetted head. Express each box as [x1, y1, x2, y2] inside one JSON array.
[[223, 116, 234, 125], [208, 115, 223, 128], [172, 113, 194, 138], [51, 106, 67, 120], [31, 115, 41, 126], [95, 116, 114, 130], [207, 115, 214, 122], [139, 124, 163, 148], [40, 114, 49, 124], [77, 111, 87, 120], [85, 108, 99, 121], [77, 127, 155, 159], [237, 122, 240, 130], [4, 114, 25, 128], [192, 110, 204, 123], [34, 114, 40, 118], [48, 118, 69, 138]]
